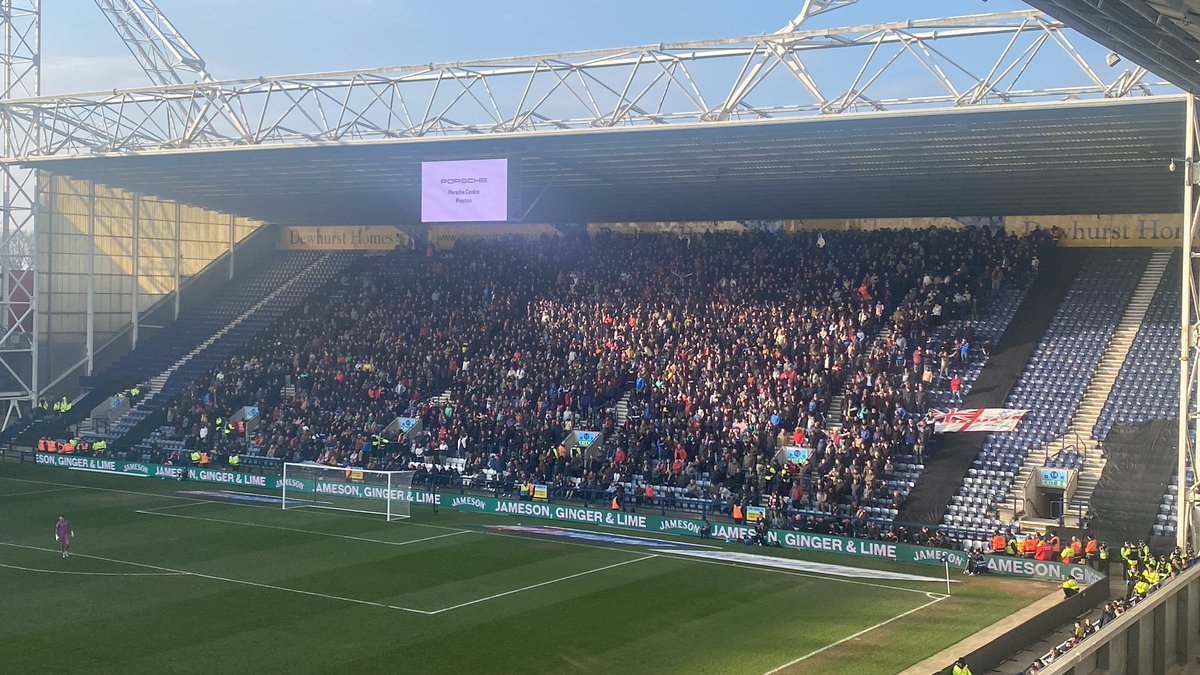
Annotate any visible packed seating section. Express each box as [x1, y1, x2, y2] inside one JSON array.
[[96, 228, 1045, 548]]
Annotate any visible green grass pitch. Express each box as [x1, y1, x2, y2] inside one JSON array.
[[0, 463, 1051, 674]]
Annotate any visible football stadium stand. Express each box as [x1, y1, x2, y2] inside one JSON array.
[[54, 227, 1047, 549]]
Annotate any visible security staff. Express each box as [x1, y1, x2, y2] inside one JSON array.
[[190, 450, 201, 465], [1005, 535, 1019, 557], [991, 531, 1006, 555], [952, 658, 973, 675], [93, 440, 107, 454], [229, 453, 240, 469], [1120, 542, 1134, 566], [1061, 546, 1075, 565], [1062, 577, 1081, 598]]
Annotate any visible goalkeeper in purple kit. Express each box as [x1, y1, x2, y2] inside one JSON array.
[[55, 515, 73, 558]]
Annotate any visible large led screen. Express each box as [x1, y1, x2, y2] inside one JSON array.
[[420, 158, 509, 223]]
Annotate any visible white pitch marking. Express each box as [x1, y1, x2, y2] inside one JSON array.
[[0, 561, 184, 577], [428, 554, 657, 615], [135, 509, 471, 547], [136, 500, 214, 512], [0, 486, 83, 498], [761, 595, 949, 675], [0, 541, 435, 615]]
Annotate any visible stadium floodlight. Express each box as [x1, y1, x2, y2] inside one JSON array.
[[281, 463, 415, 521]]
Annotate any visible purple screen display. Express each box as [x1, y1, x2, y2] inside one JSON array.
[[420, 158, 509, 223]]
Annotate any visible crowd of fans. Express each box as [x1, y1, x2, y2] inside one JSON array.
[[140, 227, 1046, 536]]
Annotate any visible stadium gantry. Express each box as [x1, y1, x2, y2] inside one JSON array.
[[0, 0, 1196, 553]]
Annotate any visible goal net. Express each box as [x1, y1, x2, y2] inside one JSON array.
[[281, 463, 416, 521]]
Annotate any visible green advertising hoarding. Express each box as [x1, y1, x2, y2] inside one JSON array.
[[33, 453, 1102, 584]]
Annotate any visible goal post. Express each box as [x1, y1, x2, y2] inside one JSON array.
[[281, 463, 415, 521]]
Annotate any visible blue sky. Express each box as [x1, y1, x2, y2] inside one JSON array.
[[39, 0, 1128, 95]]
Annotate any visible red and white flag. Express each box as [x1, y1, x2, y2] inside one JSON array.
[[927, 408, 1027, 433]]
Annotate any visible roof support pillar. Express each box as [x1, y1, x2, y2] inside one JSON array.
[[173, 201, 180, 320], [130, 192, 139, 351], [228, 212, 234, 280], [85, 180, 95, 376]]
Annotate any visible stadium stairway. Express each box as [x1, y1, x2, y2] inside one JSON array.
[[826, 326, 892, 431], [1092, 251, 1181, 442], [614, 390, 633, 427], [84, 252, 356, 446], [1000, 249, 1170, 530], [936, 249, 1145, 546]]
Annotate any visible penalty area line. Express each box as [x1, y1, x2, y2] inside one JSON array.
[[0, 541, 436, 615], [427, 554, 657, 615], [761, 594, 949, 675], [0, 561, 185, 577], [0, 486, 85, 498], [135, 509, 472, 547]]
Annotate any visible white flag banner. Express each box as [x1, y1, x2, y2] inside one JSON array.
[[927, 408, 1028, 433]]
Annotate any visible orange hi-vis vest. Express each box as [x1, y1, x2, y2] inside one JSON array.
[[611, 495, 620, 510], [199, 452, 210, 465], [1085, 540, 1098, 555], [37, 438, 47, 452], [732, 504, 744, 521], [60, 441, 74, 454], [47, 439, 59, 453], [991, 535, 1006, 553]]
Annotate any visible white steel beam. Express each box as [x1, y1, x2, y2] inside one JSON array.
[[1181, 92, 1200, 551], [93, 0, 211, 85], [0, 10, 1174, 161], [0, 0, 38, 419]]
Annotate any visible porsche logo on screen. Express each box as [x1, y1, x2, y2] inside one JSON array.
[[421, 158, 508, 223]]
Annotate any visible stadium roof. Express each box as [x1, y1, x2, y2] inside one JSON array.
[[1027, 1, 1200, 93], [29, 95, 1185, 225]]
